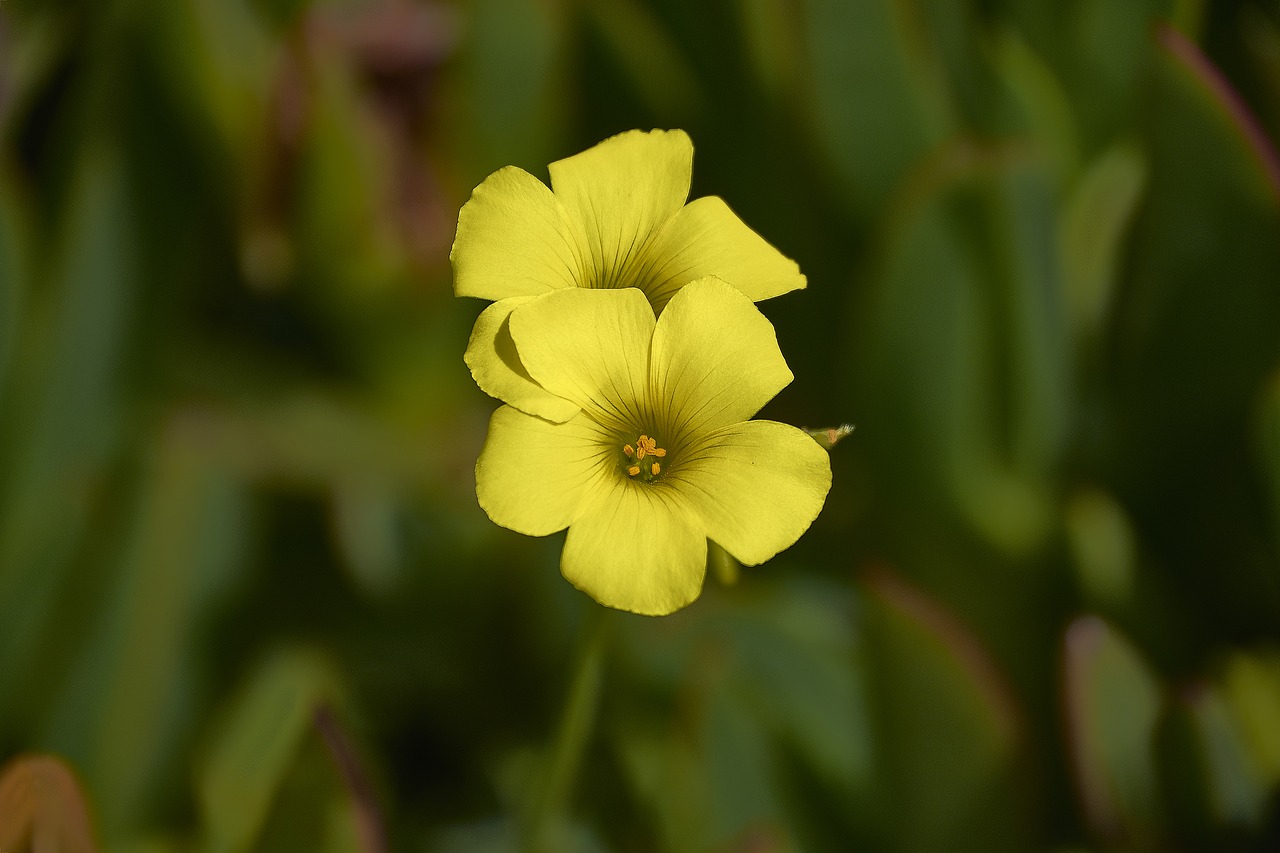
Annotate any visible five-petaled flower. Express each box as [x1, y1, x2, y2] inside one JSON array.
[[474, 278, 831, 616], [452, 129, 807, 422]]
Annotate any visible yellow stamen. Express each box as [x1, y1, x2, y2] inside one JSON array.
[[622, 434, 668, 479]]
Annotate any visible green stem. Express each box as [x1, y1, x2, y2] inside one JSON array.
[[528, 608, 610, 852]]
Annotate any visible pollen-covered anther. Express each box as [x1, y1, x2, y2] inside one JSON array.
[[624, 435, 668, 478]]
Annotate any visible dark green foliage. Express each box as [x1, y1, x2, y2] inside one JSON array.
[[2, 0, 1280, 850]]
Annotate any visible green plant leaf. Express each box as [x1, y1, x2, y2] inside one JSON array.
[[861, 570, 1028, 853], [40, 416, 248, 835], [1221, 650, 1280, 788], [1058, 142, 1147, 344], [1163, 683, 1269, 835], [855, 144, 1066, 557], [1259, 372, 1280, 546], [1063, 616, 1163, 847], [0, 163, 28, 407], [197, 645, 363, 850], [992, 28, 1081, 187], [0, 147, 137, 736], [449, 0, 568, 177], [581, 0, 701, 121], [1064, 487, 1139, 607], [798, 0, 947, 218]]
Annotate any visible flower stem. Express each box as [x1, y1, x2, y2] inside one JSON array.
[[528, 607, 609, 851]]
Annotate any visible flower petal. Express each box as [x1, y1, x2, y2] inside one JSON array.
[[650, 277, 793, 435], [562, 482, 706, 615], [548, 129, 692, 291], [475, 406, 613, 536], [638, 196, 807, 310], [509, 287, 655, 428], [673, 420, 831, 565], [451, 166, 583, 300], [464, 298, 581, 422]]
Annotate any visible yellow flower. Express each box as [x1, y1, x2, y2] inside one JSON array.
[[452, 129, 807, 421], [474, 278, 831, 616]]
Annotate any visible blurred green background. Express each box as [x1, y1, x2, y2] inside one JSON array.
[[2, 0, 1280, 850]]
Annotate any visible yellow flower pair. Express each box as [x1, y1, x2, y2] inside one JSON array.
[[451, 129, 831, 616]]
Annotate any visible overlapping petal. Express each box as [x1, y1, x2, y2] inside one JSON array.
[[561, 482, 706, 616], [673, 420, 832, 566], [475, 407, 614, 537], [547, 130, 693, 293], [451, 129, 807, 321], [509, 287, 655, 428], [459, 185, 831, 615], [650, 278, 793, 435], [464, 297, 580, 422], [636, 196, 807, 310], [451, 166, 582, 300]]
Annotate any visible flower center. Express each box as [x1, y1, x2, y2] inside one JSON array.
[[622, 434, 667, 482]]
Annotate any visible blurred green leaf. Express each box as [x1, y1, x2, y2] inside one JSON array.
[[3, 0, 1280, 848], [1104, 27, 1280, 635], [581, 0, 701, 121], [737, 0, 802, 102], [862, 570, 1028, 853], [0, 162, 28, 406], [1165, 683, 1269, 833], [527, 613, 607, 853], [1221, 650, 1280, 788], [253, 736, 370, 853], [719, 581, 871, 802], [857, 142, 1066, 556], [1063, 616, 1163, 848], [195, 649, 347, 853], [1058, 142, 1147, 344], [0, 4, 76, 146], [700, 685, 791, 849], [330, 476, 405, 598], [1062, 0, 1168, 151], [611, 580, 870, 850], [1243, 5, 1280, 142], [295, 57, 404, 307], [450, 0, 569, 176], [40, 415, 248, 835], [612, 722, 703, 853], [147, 0, 272, 172], [1114, 29, 1280, 465], [0, 146, 136, 734], [798, 0, 948, 217], [992, 28, 1081, 187], [1064, 487, 1138, 607], [908, 0, 1000, 133], [1170, 0, 1207, 41], [612, 671, 796, 852], [985, 160, 1069, 485], [1260, 372, 1280, 546]]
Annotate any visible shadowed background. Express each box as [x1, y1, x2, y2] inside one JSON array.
[[2, 0, 1280, 851]]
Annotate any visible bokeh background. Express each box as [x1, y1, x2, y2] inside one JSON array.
[[2, 0, 1280, 850]]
